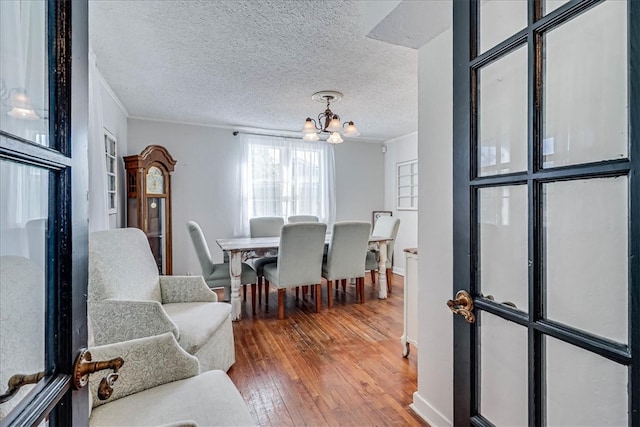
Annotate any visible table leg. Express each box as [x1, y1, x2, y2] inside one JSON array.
[[377, 240, 388, 299], [230, 249, 242, 320]]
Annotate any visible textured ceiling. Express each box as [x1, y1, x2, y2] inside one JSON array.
[[88, 0, 419, 142]]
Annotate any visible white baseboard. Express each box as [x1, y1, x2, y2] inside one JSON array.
[[392, 266, 405, 276], [410, 391, 452, 427]]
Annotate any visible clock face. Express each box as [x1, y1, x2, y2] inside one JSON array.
[[146, 166, 164, 194]]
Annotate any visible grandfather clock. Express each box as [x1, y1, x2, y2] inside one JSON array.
[[124, 145, 176, 274]]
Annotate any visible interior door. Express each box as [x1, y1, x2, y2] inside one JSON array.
[[0, 0, 89, 425], [452, 0, 638, 425]]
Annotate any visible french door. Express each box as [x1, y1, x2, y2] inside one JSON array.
[[0, 1, 88, 425], [452, 0, 638, 425]]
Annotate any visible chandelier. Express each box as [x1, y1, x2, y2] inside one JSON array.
[[301, 91, 359, 144]]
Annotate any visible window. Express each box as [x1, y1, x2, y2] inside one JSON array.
[[397, 159, 418, 210], [104, 130, 117, 213], [237, 134, 335, 235]]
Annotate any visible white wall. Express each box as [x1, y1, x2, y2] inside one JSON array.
[[411, 23, 454, 427], [382, 132, 418, 274], [127, 119, 384, 276], [96, 71, 128, 229]]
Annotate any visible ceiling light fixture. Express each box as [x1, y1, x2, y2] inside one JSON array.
[[301, 91, 359, 144], [2, 86, 40, 121]]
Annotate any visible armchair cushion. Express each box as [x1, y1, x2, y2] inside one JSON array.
[[163, 302, 231, 354]]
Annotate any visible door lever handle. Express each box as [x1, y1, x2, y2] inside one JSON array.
[[447, 290, 476, 323], [73, 349, 124, 400], [0, 371, 45, 403]]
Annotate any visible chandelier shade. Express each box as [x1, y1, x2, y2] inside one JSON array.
[[301, 91, 359, 143]]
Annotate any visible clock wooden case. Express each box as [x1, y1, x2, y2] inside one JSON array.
[[124, 145, 177, 274]]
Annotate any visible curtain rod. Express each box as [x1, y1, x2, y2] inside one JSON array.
[[232, 130, 300, 139]]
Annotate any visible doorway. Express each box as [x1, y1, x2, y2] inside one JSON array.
[[452, 0, 638, 425]]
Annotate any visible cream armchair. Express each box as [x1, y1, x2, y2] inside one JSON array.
[[87, 333, 255, 426], [88, 228, 235, 372]]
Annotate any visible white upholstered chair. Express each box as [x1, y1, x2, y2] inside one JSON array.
[[262, 222, 327, 319], [365, 216, 400, 292], [287, 215, 319, 223], [322, 221, 371, 307], [248, 216, 284, 311], [87, 333, 255, 426], [186, 221, 256, 302], [88, 228, 235, 372]]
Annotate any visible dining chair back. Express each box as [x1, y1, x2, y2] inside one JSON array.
[[287, 215, 319, 223], [249, 217, 284, 237], [262, 222, 327, 319], [366, 216, 401, 292], [248, 216, 285, 312], [186, 221, 257, 301], [323, 221, 371, 306]]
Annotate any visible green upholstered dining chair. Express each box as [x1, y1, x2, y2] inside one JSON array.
[[287, 215, 319, 223], [365, 216, 401, 293], [262, 222, 327, 319], [248, 216, 284, 312], [186, 221, 257, 302], [322, 221, 371, 307]]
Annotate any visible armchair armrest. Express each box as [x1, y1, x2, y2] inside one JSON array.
[[88, 299, 179, 345], [88, 332, 200, 409], [159, 275, 218, 303]]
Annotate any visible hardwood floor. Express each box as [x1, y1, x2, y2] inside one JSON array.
[[226, 274, 427, 427]]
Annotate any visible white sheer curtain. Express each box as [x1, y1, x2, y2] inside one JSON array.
[[88, 49, 109, 232], [0, 1, 48, 257], [235, 133, 336, 236]]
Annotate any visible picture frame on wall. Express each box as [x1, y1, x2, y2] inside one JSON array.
[[372, 210, 392, 225]]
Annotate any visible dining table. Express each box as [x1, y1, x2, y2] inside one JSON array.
[[216, 234, 393, 320]]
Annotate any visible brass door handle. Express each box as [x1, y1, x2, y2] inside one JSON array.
[[447, 290, 475, 323], [73, 349, 124, 400], [0, 371, 45, 403]]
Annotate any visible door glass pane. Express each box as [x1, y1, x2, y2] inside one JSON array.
[[480, 312, 528, 426], [544, 177, 628, 344], [0, 1, 50, 146], [0, 160, 47, 420], [479, 45, 528, 176], [479, 185, 528, 311], [543, 0, 627, 168], [546, 336, 628, 426], [544, 0, 569, 15], [479, 0, 527, 53], [147, 197, 165, 273]]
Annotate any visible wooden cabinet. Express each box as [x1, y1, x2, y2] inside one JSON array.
[[124, 145, 176, 274], [402, 247, 418, 357]]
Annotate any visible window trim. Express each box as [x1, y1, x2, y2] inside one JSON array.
[[104, 129, 117, 214]]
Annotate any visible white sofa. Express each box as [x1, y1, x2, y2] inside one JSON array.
[[88, 333, 255, 426], [88, 228, 235, 372]]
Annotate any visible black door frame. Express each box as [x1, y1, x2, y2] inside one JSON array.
[[0, 0, 88, 425], [452, 0, 639, 425]]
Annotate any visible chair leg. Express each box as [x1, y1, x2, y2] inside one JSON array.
[[278, 288, 285, 320], [370, 269, 376, 285], [315, 283, 321, 313], [296, 286, 300, 300], [327, 280, 333, 309], [359, 277, 365, 304], [243, 284, 247, 301], [251, 283, 257, 315], [386, 268, 393, 293], [257, 276, 263, 305], [341, 279, 347, 292], [265, 280, 270, 310]]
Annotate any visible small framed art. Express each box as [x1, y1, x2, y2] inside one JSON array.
[[372, 210, 392, 226]]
